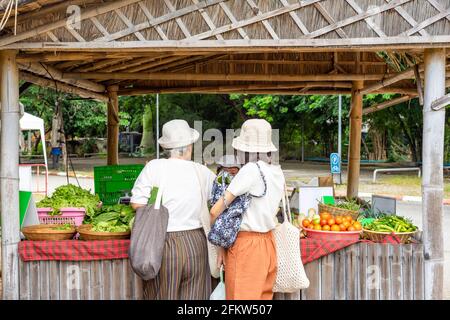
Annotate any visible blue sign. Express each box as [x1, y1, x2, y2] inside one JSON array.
[[330, 153, 341, 174]]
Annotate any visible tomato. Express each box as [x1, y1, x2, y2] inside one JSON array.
[[344, 216, 353, 222], [353, 221, 362, 231], [320, 213, 330, 220], [347, 226, 356, 232], [335, 216, 343, 225], [331, 225, 341, 232], [320, 219, 328, 226], [313, 224, 322, 231], [302, 219, 311, 228], [327, 218, 336, 226], [322, 225, 331, 231], [339, 223, 347, 231]]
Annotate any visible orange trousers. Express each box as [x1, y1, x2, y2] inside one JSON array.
[[225, 231, 277, 300]]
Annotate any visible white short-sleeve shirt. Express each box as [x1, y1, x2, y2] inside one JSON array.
[[227, 161, 285, 233], [131, 158, 216, 232]]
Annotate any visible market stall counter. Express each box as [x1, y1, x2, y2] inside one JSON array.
[[17, 239, 425, 300]]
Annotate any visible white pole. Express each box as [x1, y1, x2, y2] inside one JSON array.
[[156, 93, 160, 159], [0, 50, 20, 300], [422, 48, 445, 300], [338, 95, 342, 184]]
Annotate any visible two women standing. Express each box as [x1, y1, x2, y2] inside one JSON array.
[[131, 118, 285, 300]]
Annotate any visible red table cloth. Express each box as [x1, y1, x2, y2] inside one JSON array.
[[18, 238, 359, 264]]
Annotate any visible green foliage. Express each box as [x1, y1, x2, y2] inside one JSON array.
[[89, 204, 135, 232]]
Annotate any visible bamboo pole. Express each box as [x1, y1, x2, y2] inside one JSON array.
[[362, 95, 415, 115], [346, 80, 364, 199], [422, 48, 445, 300], [62, 72, 385, 82], [107, 85, 119, 165], [0, 50, 20, 300]]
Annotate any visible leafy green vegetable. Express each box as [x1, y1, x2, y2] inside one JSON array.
[[332, 199, 361, 211], [365, 215, 418, 233], [37, 184, 100, 217], [88, 204, 135, 233], [51, 223, 73, 231]]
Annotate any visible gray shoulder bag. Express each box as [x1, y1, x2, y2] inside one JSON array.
[[129, 161, 169, 280]]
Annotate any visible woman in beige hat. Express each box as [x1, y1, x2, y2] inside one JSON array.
[[210, 119, 285, 300], [131, 119, 216, 300]]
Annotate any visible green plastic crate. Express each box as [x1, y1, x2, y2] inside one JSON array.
[[94, 164, 145, 205]]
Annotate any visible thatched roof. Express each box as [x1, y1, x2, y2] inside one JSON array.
[[0, 0, 448, 100]]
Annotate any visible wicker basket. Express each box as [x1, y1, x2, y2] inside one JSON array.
[[362, 228, 417, 244], [77, 224, 130, 240], [22, 224, 76, 241], [318, 203, 359, 220]]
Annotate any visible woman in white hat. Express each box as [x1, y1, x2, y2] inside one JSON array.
[[130, 119, 216, 300], [210, 119, 285, 300]]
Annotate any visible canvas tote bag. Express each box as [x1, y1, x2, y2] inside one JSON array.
[[194, 164, 221, 278], [273, 187, 310, 293], [129, 161, 169, 280]]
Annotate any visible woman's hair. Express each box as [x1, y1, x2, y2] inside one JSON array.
[[163, 145, 191, 158], [235, 150, 272, 165]]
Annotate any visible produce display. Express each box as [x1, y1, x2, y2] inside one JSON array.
[[51, 224, 73, 231], [331, 199, 361, 211], [37, 184, 100, 217], [364, 215, 417, 233], [87, 204, 135, 233], [301, 210, 362, 232]]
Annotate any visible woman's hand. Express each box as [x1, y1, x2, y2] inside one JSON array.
[[217, 247, 226, 267]]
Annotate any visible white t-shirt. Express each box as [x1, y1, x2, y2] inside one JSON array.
[[227, 161, 285, 233], [130, 158, 216, 232]]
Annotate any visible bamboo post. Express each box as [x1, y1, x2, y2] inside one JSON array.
[[0, 50, 20, 300], [346, 80, 364, 199], [422, 48, 446, 300], [107, 85, 119, 165]]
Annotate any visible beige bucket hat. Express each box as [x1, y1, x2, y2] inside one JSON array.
[[158, 119, 200, 149], [232, 119, 277, 153]]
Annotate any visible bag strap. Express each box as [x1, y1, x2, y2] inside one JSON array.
[[281, 184, 291, 223], [251, 162, 267, 198], [154, 160, 167, 210]]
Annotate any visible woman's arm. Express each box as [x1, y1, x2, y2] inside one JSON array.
[[130, 203, 145, 210], [210, 190, 236, 223]]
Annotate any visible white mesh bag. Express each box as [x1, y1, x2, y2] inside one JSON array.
[[273, 188, 310, 293]]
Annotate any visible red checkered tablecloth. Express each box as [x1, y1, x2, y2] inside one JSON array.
[[18, 238, 358, 263]]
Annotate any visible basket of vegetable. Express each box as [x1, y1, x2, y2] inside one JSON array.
[[362, 215, 418, 244], [37, 184, 101, 226], [78, 204, 135, 240], [22, 224, 76, 241], [301, 211, 362, 241], [318, 199, 361, 220]]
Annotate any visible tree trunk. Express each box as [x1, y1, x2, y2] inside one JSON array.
[[140, 104, 154, 153]]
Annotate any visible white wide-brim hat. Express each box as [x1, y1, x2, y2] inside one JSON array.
[[158, 119, 200, 149], [217, 155, 241, 168], [232, 119, 278, 153]]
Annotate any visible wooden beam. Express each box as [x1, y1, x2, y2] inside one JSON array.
[[360, 64, 420, 94], [0, 0, 144, 47], [6, 37, 450, 51], [362, 95, 415, 115], [107, 85, 119, 166], [62, 72, 386, 82], [414, 64, 424, 105], [313, 2, 348, 38], [19, 72, 109, 102], [19, 62, 105, 93], [422, 48, 446, 300], [0, 50, 20, 300], [431, 93, 450, 111], [347, 80, 364, 199]]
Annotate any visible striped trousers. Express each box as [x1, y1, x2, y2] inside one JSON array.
[[144, 228, 211, 300]]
